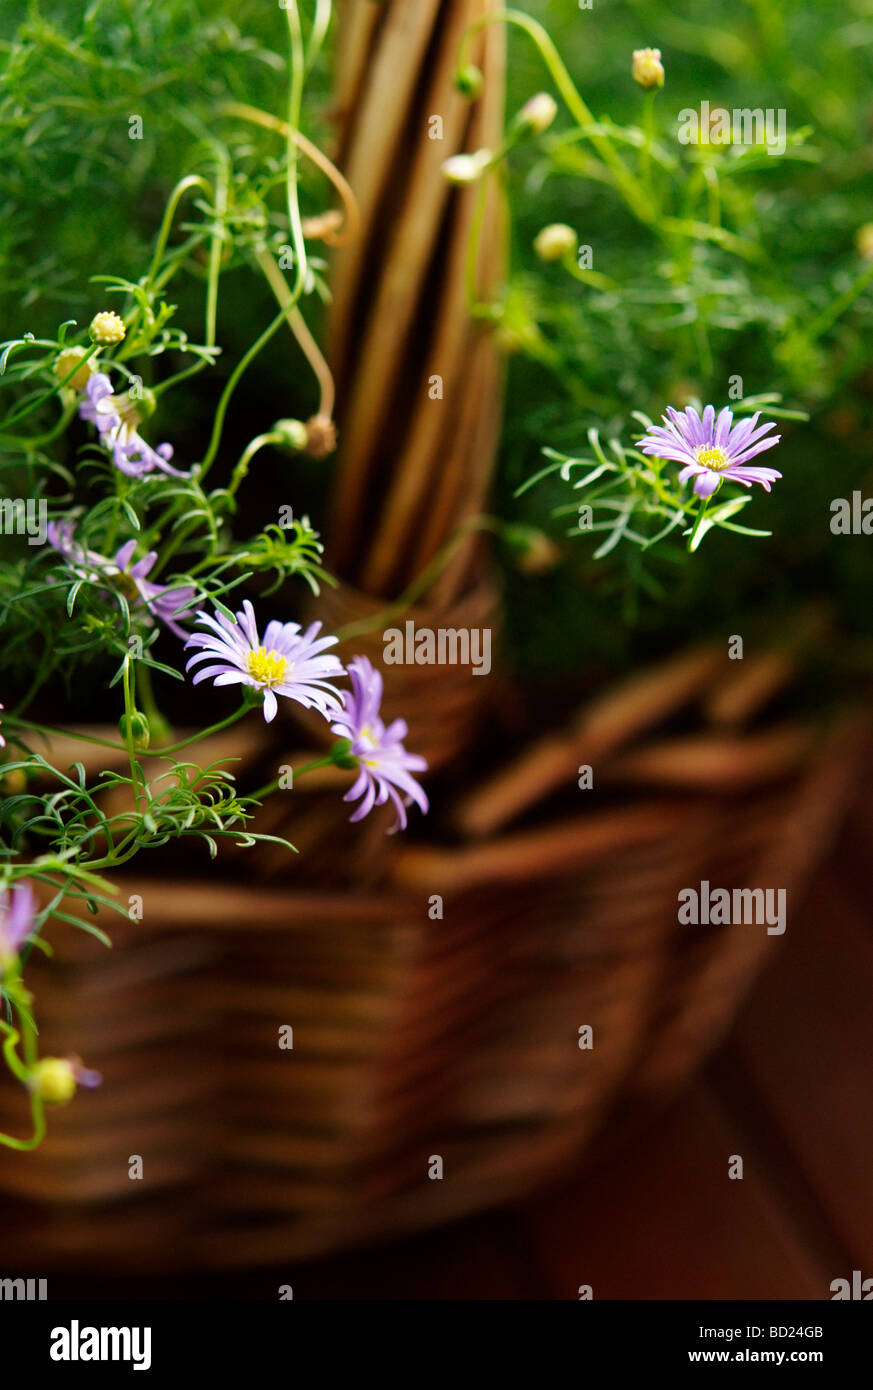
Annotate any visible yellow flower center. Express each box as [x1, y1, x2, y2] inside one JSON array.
[[358, 725, 379, 766], [245, 646, 288, 686], [697, 446, 729, 471]]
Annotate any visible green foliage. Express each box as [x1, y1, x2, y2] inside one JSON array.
[[0, 0, 341, 1147], [492, 0, 873, 673]]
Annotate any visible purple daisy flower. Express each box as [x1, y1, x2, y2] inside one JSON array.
[[638, 404, 782, 499], [0, 702, 5, 750], [48, 521, 197, 639], [331, 656, 428, 833], [184, 599, 345, 724], [79, 372, 190, 479], [0, 880, 37, 965]]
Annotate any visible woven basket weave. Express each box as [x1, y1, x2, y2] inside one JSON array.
[[0, 685, 859, 1270]]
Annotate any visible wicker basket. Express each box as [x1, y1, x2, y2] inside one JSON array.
[[0, 663, 860, 1270]]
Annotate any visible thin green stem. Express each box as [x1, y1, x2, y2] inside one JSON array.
[[195, 306, 289, 481], [3, 716, 126, 751], [136, 661, 171, 744], [0, 399, 76, 449], [687, 493, 712, 551], [283, 0, 309, 304], [457, 9, 653, 223], [205, 156, 229, 349], [248, 750, 341, 802], [145, 175, 213, 289], [227, 432, 283, 499], [0, 343, 99, 434], [148, 705, 249, 758], [0, 1013, 46, 1152], [121, 657, 145, 814]]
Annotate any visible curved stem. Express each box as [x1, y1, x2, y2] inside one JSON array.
[[221, 102, 360, 247], [226, 431, 284, 500], [195, 306, 289, 481], [305, 0, 332, 71], [205, 155, 230, 349], [255, 245, 335, 416], [0, 399, 77, 449], [248, 747, 348, 802], [457, 9, 653, 223], [4, 705, 250, 761], [145, 175, 214, 289], [0, 1016, 46, 1152], [283, 1, 308, 301]]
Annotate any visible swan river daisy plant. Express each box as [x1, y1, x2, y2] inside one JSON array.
[[520, 395, 792, 559], [637, 406, 782, 500], [0, 1, 434, 1152]]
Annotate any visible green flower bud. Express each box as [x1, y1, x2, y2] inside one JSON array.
[[29, 1058, 77, 1105], [119, 711, 151, 750], [272, 418, 309, 453], [856, 224, 873, 262], [533, 223, 578, 263], [455, 64, 484, 99], [126, 383, 157, 419]]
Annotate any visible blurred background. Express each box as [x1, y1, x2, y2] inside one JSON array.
[[1, 0, 872, 1298]]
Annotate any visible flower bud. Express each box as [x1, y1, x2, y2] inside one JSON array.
[[632, 48, 664, 90], [441, 149, 492, 185], [533, 223, 578, 263], [119, 711, 151, 750], [856, 224, 873, 261], [126, 383, 157, 419], [89, 310, 126, 346], [29, 1059, 72, 1104], [54, 346, 94, 392], [272, 418, 309, 453], [29, 1055, 102, 1104], [455, 64, 484, 99], [518, 93, 558, 134]]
